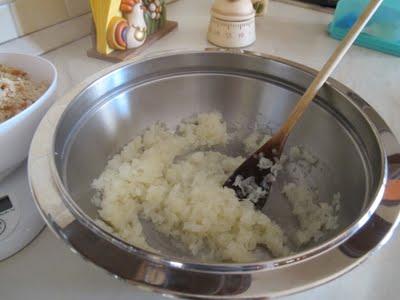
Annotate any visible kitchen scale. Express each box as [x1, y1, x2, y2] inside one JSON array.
[[0, 162, 44, 261]]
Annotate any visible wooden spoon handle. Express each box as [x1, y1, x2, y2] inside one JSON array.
[[276, 0, 383, 144]]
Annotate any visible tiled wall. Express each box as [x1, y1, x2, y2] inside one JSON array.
[[0, 0, 178, 45], [0, 0, 90, 44]]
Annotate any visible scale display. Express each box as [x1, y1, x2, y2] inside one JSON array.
[[0, 163, 44, 261], [0, 196, 13, 213]]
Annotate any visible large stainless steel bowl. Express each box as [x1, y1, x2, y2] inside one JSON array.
[[29, 50, 400, 298]]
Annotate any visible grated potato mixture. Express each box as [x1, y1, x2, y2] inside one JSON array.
[[93, 112, 340, 262]]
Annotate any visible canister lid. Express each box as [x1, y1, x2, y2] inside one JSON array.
[[211, 0, 255, 21]]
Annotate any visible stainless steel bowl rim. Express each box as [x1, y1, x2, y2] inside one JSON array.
[[28, 49, 400, 298], [49, 50, 387, 272]]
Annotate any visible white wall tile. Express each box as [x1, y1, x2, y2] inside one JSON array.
[[0, 4, 19, 43], [0, 0, 14, 5], [0, 14, 91, 55], [64, 0, 90, 18], [10, 0, 69, 35]]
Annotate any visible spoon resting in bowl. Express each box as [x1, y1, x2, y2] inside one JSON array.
[[224, 0, 384, 209]]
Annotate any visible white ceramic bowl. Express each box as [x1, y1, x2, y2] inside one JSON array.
[[0, 53, 57, 180]]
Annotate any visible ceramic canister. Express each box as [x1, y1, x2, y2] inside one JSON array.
[[207, 0, 256, 48]]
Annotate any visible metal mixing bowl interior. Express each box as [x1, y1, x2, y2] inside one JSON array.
[[51, 51, 386, 270]]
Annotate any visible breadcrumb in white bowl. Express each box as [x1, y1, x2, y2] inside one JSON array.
[[0, 53, 57, 180]]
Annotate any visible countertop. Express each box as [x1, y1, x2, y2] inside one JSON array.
[[1, 0, 400, 299]]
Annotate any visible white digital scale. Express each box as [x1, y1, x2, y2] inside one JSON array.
[[0, 162, 44, 261]]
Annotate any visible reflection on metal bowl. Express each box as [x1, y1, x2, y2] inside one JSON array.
[[29, 50, 400, 298]]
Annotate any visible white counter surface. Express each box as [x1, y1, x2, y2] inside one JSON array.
[[1, 1, 400, 299]]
